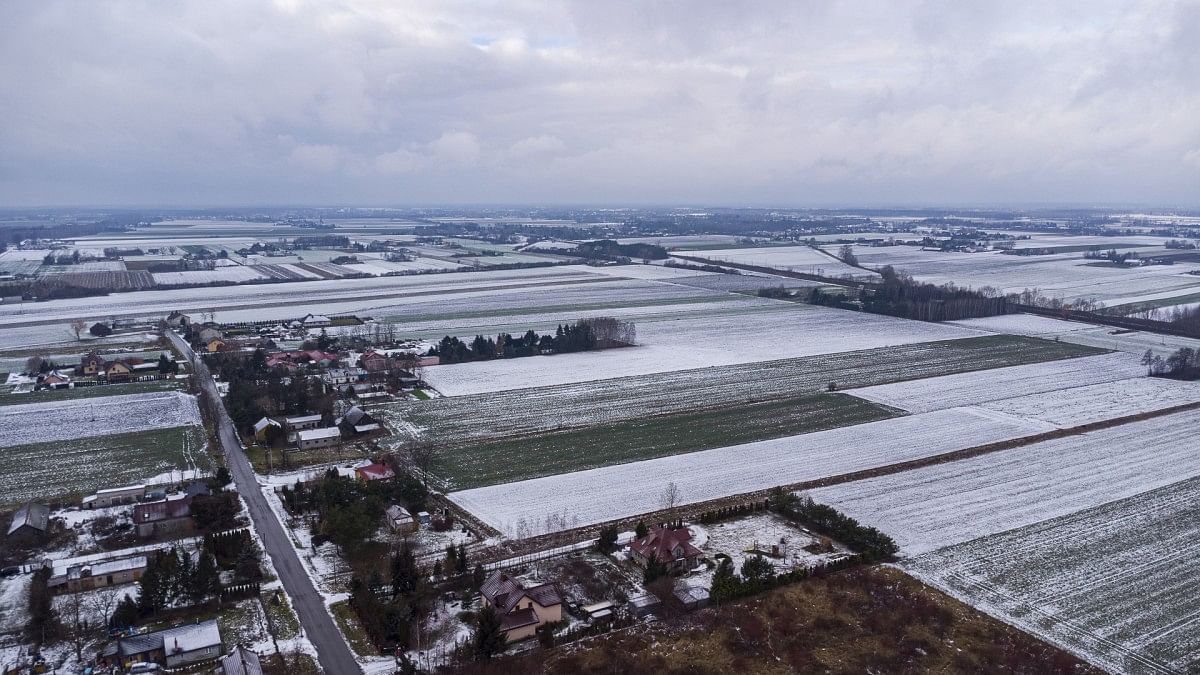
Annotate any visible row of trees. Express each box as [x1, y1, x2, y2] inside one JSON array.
[[808, 266, 1010, 322], [431, 318, 635, 365], [771, 491, 899, 561], [1144, 347, 1200, 380], [709, 550, 869, 604]]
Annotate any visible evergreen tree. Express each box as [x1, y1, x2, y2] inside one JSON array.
[[189, 553, 222, 605], [635, 521, 649, 539], [444, 544, 458, 576], [472, 604, 508, 661], [596, 526, 619, 553], [390, 545, 419, 596], [109, 594, 138, 629], [710, 557, 740, 602], [137, 562, 165, 615], [643, 556, 668, 584], [455, 543, 468, 575]]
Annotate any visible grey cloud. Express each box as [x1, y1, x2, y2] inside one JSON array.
[[0, 0, 1196, 206]]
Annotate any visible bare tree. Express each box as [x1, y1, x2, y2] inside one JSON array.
[[660, 481, 681, 517], [87, 587, 120, 628], [69, 319, 87, 341], [24, 355, 44, 375], [407, 442, 438, 488]]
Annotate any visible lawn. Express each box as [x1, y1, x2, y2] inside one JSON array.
[[0, 379, 185, 407], [428, 393, 899, 490], [330, 600, 377, 657], [0, 425, 210, 507]]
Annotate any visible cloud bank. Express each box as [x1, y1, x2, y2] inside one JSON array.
[[0, 0, 1197, 206]]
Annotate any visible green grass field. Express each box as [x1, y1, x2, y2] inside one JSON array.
[[0, 379, 185, 407], [429, 392, 900, 490], [0, 425, 210, 507]]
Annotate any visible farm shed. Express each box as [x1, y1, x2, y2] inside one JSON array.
[[7, 503, 50, 539], [296, 427, 341, 450]]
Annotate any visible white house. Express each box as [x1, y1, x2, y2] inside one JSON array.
[[296, 427, 341, 450]]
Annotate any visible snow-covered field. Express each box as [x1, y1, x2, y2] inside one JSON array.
[[847, 352, 1146, 414], [948, 313, 1098, 335], [835, 244, 1200, 304], [698, 246, 874, 278], [448, 407, 1045, 535], [906, 475, 1200, 673], [151, 266, 269, 285], [424, 303, 985, 395], [811, 410, 1200, 555], [375, 334, 1095, 447], [978, 377, 1200, 427], [0, 391, 201, 446]]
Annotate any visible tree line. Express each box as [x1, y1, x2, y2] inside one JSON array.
[[1144, 347, 1200, 380], [807, 266, 1010, 321], [431, 318, 635, 365]]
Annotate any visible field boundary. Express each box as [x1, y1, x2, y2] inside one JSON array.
[[463, 400, 1200, 562]]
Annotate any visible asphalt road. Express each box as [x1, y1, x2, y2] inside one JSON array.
[[169, 331, 363, 675]]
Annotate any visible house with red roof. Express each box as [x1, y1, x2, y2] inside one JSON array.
[[479, 571, 563, 641], [628, 525, 702, 573], [354, 462, 394, 483]]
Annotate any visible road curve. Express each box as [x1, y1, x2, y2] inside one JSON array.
[[168, 331, 363, 675]]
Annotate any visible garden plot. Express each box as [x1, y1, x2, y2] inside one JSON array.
[[448, 407, 1046, 536], [423, 304, 987, 396], [0, 426, 210, 506], [847, 352, 1144, 414], [698, 246, 874, 278], [811, 410, 1200, 555], [0, 391, 201, 447], [689, 513, 852, 588], [373, 335, 1100, 447], [906, 476, 1200, 674]]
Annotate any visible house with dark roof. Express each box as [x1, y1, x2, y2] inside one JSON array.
[[133, 496, 193, 538], [99, 618, 222, 669], [216, 645, 263, 675], [7, 503, 49, 541], [479, 571, 564, 641], [80, 351, 107, 376], [628, 525, 702, 573]]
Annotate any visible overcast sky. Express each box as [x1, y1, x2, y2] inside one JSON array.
[[1, 1, 1197, 207]]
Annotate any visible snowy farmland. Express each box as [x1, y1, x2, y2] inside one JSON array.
[[832, 244, 1200, 305], [697, 245, 875, 278], [847, 352, 1146, 414], [906, 476, 1200, 673], [447, 407, 1046, 535], [0, 391, 202, 447], [374, 335, 1100, 448], [423, 303, 988, 395], [810, 410, 1200, 555]]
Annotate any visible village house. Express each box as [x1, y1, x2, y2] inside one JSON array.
[[83, 484, 146, 509], [6, 503, 49, 541], [283, 414, 323, 431], [628, 525, 703, 573], [216, 645, 263, 675], [205, 338, 227, 353], [39, 371, 72, 389], [80, 351, 107, 376], [165, 310, 192, 328], [252, 417, 282, 442], [359, 350, 392, 374], [479, 571, 564, 641], [300, 313, 333, 328], [100, 619, 222, 670], [197, 326, 224, 344], [338, 405, 379, 435], [296, 427, 341, 450], [386, 505, 416, 534], [355, 462, 394, 483], [48, 555, 148, 594], [133, 495, 193, 538]]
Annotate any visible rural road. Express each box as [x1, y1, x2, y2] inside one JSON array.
[[168, 331, 363, 675]]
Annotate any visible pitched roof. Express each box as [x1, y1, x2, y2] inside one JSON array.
[[252, 417, 280, 433], [499, 607, 540, 632], [342, 405, 369, 426], [480, 571, 563, 615], [102, 619, 222, 659], [7, 503, 49, 536], [629, 526, 702, 564], [219, 646, 263, 675], [297, 427, 341, 442], [133, 496, 192, 523], [355, 463, 394, 480]]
